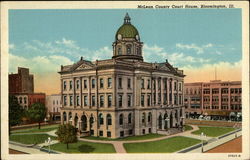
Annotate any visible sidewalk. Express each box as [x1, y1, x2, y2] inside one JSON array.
[[9, 143, 47, 154]]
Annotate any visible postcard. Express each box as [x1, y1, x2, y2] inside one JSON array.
[[1, 1, 249, 160]]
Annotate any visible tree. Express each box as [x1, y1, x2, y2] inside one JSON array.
[[56, 124, 78, 149], [9, 95, 24, 134], [27, 103, 47, 129]]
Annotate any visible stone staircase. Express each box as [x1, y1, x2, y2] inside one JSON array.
[[157, 128, 182, 135]]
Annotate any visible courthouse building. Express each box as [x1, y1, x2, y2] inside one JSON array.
[[59, 14, 185, 138], [184, 80, 242, 120]]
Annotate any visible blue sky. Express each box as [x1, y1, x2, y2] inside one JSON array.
[[8, 9, 242, 94]]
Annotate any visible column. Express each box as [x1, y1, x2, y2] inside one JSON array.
[[80, 77, 83, 108], [166, 78, 169, 105], [73, 77, 76, 108], [152, 109, 157, 133], [112, 74, 116, 107], [88, 76, 91, 108], [161, 78, 164, 105], [155, 77, 158, 106]]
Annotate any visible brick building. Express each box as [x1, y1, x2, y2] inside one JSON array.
[[9, 67, 34, 94], [15, 93, 46, 110], [184, 80, 241, 120]]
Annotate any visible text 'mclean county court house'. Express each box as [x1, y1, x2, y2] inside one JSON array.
[[59, 14, 185, 138]]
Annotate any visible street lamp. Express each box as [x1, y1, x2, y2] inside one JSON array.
[[180, 116, 185, 132], [44, 118, 47, 125], [45, 137, 51, 154], [200, 132, 206, 153]]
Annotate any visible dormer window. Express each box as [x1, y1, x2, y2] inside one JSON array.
[[118, 48, 122, 55], [127, 45, 131, 54]]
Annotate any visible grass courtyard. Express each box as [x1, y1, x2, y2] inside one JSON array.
[[11, 124, 59, 134], [184, 125, 193, 131], [10, 134, 57, 144], [83, 133, 165, 141], [123, 136, 201, 153], [191, 126, 236, 137], [46, 141, 116, 153]]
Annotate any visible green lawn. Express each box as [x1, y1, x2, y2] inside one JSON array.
[[46, 141, 116, 153], [191, 126, 235, 137], [11, 124, 59, 134], [184, 125, 193, 131], [83, 133, 165, 141], [123, 136, 201, 153], [10, 134, 57, 144]]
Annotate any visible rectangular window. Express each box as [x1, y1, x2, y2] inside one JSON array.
[[107, 131, 111, 138], [141, 79, 144, 89], [70, 96, 73, 106], [147, 79, 151, 89], [99, 131, 103, 137], [108, 95, 112, 107], [92, 79, 95, 88], [64, 96, 67, 105], [127, 78, 131, 89], [100, 95, 104, 107], [76, 80, 80, 90], [63, 81, 67, 90], [179, 83, 182, 91], [118, 95, 123, 107], [120, 131, 124, 137], [92, 95, 95, 106], [164, 79, 167, 89], [84, 80, 87, 89], [84, 96, 88, 106], [164, 93, 167, 104], [179, 95, 182, 105], [118, 78, 122, 88], [141, 94, 144, 106], [174, 82, 177, 91], [100, 78, 104, 88], [129, 129, 133, 135], [147, 95, 151, 106], [69, 81, 73, 90], [174, 94, 177, 105], [128, 94, 132, 107], [76, 96, 80, 106], [158, 93, 161, 104], [158, 79, 161, 90], [108, 78, 112, 88]]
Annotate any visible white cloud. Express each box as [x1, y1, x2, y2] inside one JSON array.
[[143, 44, 211, 66], [9, 54, 73, 74], [176, 43, 213, 54]]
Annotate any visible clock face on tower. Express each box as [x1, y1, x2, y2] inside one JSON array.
[[117, 34, 122, 40]]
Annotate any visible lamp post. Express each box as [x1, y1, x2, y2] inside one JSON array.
[[45, 137, 51, 154], [200, 132, 206, 153], [44, 118, 47, 125], [180, 116, 185, 132]]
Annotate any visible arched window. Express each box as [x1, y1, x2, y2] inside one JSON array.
[[107, 114, 112, 125], [98, 113, 104, 125], [128, 113, 132, 124], [126, 45, 131, 54], [118, 47, 122, 55], [119, 114, 123, 125], [148, 112, 152, 122], [19, 97, 22, 104], [142, 112, 146, 124]]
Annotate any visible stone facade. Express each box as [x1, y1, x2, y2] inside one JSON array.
[[184, 80, 242, 120], [59, 14, 185, 138], [46, 94, 62, 121]]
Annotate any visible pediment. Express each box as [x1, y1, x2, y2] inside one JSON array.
[[75, 63, 93, 70], [159, 65, 171, 71]]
